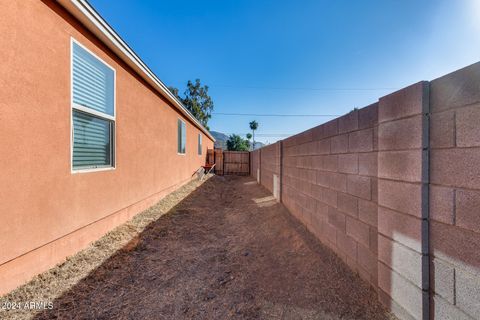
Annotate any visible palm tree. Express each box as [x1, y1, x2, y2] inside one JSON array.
[[249, 120, 258, 150], [246, 133, 252, 150]]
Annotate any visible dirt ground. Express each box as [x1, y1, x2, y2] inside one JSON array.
[[5, 175, 394, 320]]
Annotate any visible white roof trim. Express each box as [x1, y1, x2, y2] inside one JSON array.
[[57, 0, 215, 141]]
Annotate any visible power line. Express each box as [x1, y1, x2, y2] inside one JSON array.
[[212, 84, 397, 92], [222, 133, 294, 137], [212, 112, 340, 117]]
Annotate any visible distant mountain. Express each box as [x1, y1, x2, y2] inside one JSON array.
[[249, 141, 265, 149], [210, 131, 228, 149], [210, 131, 265, 150], [252, 141, 265, 150]]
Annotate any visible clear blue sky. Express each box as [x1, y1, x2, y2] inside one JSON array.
[[90, 0, 480, 144]]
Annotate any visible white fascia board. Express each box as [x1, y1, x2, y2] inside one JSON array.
[[57, 0, 215, 142]]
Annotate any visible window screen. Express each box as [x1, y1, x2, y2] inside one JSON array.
[[72, 42, 114, 116], [198, 134, 202, 155], [72, 40, 115, 170], [178, 119, 186, 154]]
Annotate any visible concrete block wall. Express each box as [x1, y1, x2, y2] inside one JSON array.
[[281, 102, 380, 289], [429, 62, 480, 320], [376, 82, 427, 320], [250, 149, 260, 182], [260, 143, 281, 195], [251, 62, 480, 320]]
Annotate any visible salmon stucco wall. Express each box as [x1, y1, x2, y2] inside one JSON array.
[[0, 0, 213, 295]]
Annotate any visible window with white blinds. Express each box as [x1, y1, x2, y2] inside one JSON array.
[[71, 40, 115, 171], [178, 119, 186, 154], [198, 133, 202, 155]]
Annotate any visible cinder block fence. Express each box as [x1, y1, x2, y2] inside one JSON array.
[[251, 62, 480, 320]]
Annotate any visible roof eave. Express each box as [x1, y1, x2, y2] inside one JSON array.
[[57, 0, 215, 141]]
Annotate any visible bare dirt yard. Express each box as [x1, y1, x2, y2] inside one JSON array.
[[4, 175, 394, 320]]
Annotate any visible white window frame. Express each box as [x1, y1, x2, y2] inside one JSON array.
[[198, 133, 202, 156], [177, 119, 186, 155], [70, 37, 116, 173]]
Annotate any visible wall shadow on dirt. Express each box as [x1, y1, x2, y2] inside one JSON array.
[[33, 176, 393, 320]]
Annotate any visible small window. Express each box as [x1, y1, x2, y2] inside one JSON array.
[[71, 40, 115, 171], [178, 119, 186, 154], [198, 134, 202, 155]]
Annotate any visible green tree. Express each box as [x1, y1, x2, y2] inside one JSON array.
[[168, 79, 214, 130], [226, 134, 250, 151], [246, 133, 252, 150], [249, 120, 259, 149]]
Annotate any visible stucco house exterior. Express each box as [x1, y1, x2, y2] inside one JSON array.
[[0, 0, 214, 295]]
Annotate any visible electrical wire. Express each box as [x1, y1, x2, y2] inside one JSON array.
[[212, 112, 340, 117], [219, 133, 294, 137], [211, 85, 397, 91]]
